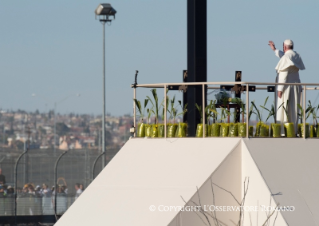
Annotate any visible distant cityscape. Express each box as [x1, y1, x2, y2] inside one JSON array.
[[0, 109, 133, 151]]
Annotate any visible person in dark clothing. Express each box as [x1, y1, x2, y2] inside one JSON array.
[[0, 185, 6, 215], [0, 168, 5, 185]]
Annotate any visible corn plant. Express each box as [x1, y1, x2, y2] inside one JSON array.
[[297, 101, 312, 123], [231, 98, 245, 122], [160, 89, 170, 123], [195, 101, 214, 124], [251, 101, 262, 123], [219, 107, 231, 123], [146, 107, 153, 124], [311, 104, 319, 125], [305, 100, 319, 126], [258, 96, 276, 123], [261, 103, 275, 123], [147, 89, 159, 124], [209, 100, 219, 122], [169, 95, 177, 123], [250, 96, 269, 123], [248, 103, 254, 121], [176, 100, 187, 123], [134, 99, 149, 122]]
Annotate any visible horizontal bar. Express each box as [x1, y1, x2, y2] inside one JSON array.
[[207, 86, 268, 90], [131, 82, 319, 88], [208, 86, 319, 91]]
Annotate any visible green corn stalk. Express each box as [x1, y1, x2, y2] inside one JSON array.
[[176, 100, 187, 122], [170, 95, 177, 123], [146, 107, 153, 124], [195, 103, 203, 123], [195, 101, 214, 124], [231, 97, 249, 123], [297, 101, 312, 123], [219, 107, 231, 123], [205, 100, 214, 125], [314, 104, 319, 126], [147, 89, 159, 124], [261, 103, 275, 123], [306, 100, 318, 125], [251, 101, 262, 123], [259, 96, 276, 123], [248, 103, 255, 121], [134, 99, 149, 122], [209, 100, 219, 122], [160, 90, 170, 123]]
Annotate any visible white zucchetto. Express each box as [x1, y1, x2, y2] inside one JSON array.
[[284, 39, 294, 47]]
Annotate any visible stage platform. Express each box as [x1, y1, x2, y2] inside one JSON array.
[[56, 138, 319, 226]]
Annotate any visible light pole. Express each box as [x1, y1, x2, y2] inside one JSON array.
[[95, 3, 116, 168]]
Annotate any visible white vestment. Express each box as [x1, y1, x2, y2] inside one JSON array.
[[274, 49, 305, 135]]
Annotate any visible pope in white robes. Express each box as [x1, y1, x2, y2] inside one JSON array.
[[269, 40, 305, 135]]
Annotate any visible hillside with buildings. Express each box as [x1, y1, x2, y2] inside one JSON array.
[[0, 109, 133, 151]]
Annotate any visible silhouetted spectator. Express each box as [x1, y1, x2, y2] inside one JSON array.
[[0, 185, 5, 215], [0, 168, 6, 185], [35, 185, 42, 197], [7, 186, 14, 195], [62, 185, 68, 194], [79, 184, 85, 191], [26, 184, 36, 215], [5, 186, 14, 215], [41, 184, 51, 197], [28, 184, 35, 195], [74, 183, 82, 200], [41, 184, 53, 215], [56, 185, 67, 214]]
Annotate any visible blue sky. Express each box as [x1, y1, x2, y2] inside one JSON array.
[[1, 0, 319, 116]]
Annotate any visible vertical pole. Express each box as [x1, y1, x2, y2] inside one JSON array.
[[164, 85, 167, 138], [235, 71, 242, 123], [303, 85, 306, 140], [23, 123, 26, 184], [54, 103, 57, 153], [3, 126, 5, 151], [187, 0, 207, 137], [133, 88, 136, 137], [202, 84, 205, 138], [246, 84, 249, 138], [182, 70, 188, 123], [102, 21, 106, 167], [98, 129, 101, 152], [23, 124, 26, 151], [24, 117, 29, 184]]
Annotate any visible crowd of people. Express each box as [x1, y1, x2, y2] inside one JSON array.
[[0, 168, 84, 216]]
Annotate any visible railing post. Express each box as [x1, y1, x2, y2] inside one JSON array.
[[303, 85, 306, 140], [202, 84, 205, 138], [133, 88, 136, 137], [164, 85, 167, 138], [246, 84, 249, 138]]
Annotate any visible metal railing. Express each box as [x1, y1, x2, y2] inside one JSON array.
[[132, 81, 319, 139]]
